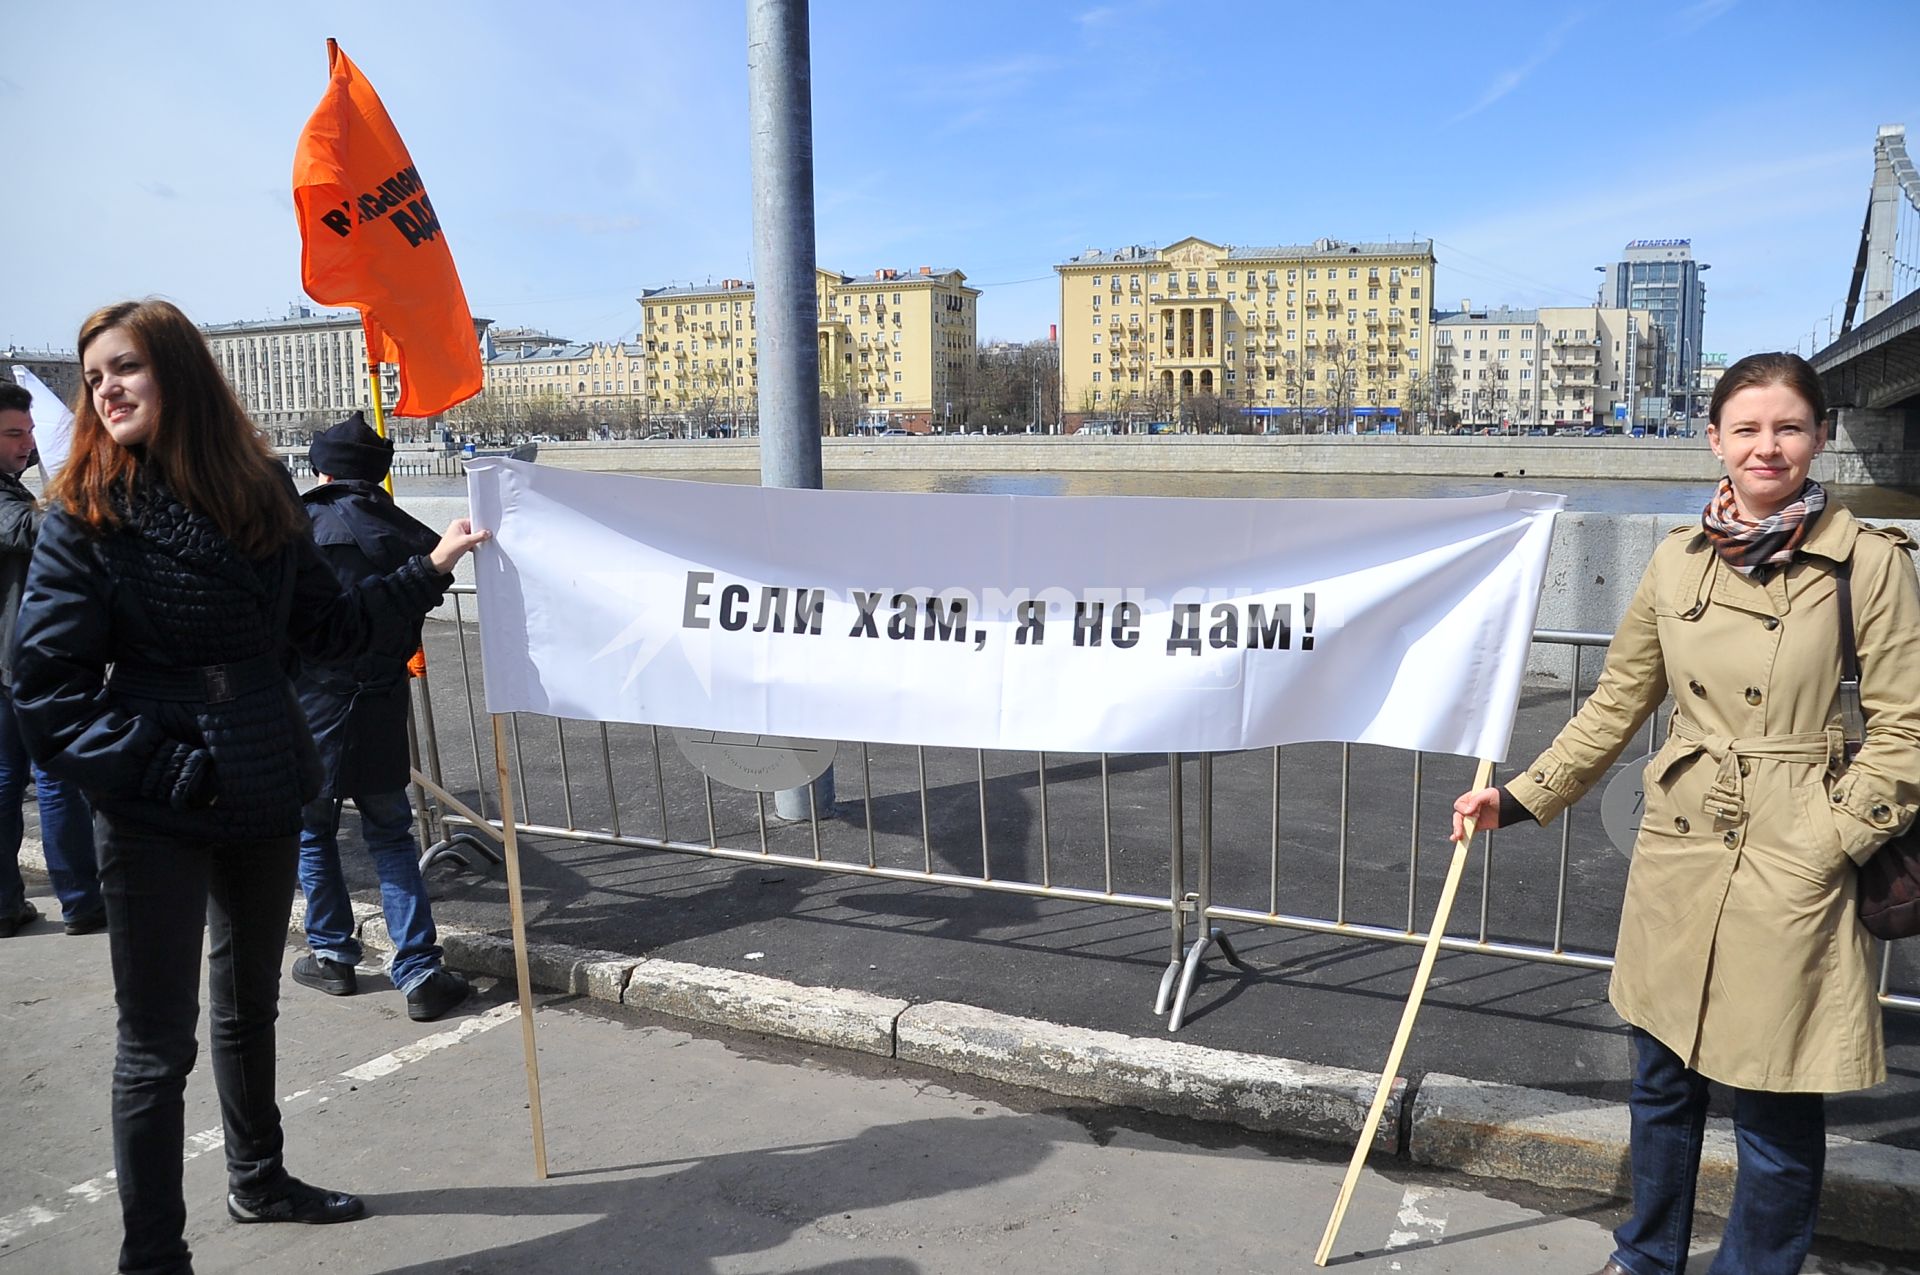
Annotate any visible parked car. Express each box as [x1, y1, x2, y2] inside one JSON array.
[[878, 428, 912, 436], [1584, 425, 1610, 436], [1524, 427, 1548, 436]]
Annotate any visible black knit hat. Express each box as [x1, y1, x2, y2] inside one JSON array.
[[308, 411, 393, 482]]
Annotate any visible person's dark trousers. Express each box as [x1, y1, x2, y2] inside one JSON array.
[[99, 815, 298, 1275], [1610, 1027, 1826, 1275], [0, 683, 100, 922]]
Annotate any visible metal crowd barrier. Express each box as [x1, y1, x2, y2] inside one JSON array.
[[405, 585, 1920, 1028], [279, 450, 464, 480]]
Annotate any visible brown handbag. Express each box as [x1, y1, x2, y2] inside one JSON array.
[[1834, 559, 1920, 940]]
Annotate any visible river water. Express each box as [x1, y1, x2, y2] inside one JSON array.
[[396, 467, 1920, 518]]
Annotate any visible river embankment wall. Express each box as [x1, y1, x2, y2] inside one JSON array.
[[398, 481, 1920, 682], [488, 433, 1897, 485]]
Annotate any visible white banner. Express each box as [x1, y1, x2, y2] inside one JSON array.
[[9, 366, 74, 478], [467, 461, 1563, 761]]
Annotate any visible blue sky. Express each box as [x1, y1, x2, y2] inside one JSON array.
[[5, 1, 1913, 360]]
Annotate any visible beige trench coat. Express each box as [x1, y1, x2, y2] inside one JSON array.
[[1507, 505, 1920, 1093]]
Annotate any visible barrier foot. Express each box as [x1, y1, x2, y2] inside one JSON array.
[[1152, 959, 1182, 1017], [1167, 926, 1256, 1032], [420, 831, 505, 875]]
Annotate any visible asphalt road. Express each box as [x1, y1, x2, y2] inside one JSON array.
[[3, 919, 1907, 1274]]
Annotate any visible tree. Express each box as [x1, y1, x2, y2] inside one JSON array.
[[818, 365, 861, 436], [962, 340, 1059, 433], [1281, 350, 1308, 434], [1402, 371, 1439, 435], [1187, 391, 1234, 434], [1320, 336, 1360, 434]]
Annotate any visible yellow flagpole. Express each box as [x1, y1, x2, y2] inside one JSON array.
[[1314, 755, 1495, 1266], [367, 365, 394, 496]]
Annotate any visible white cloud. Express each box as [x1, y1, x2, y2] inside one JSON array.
[[1675, 0, 1739, 33], [1447, 11, 1586, 125]]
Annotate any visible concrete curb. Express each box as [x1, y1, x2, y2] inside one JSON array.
[[21, 836, 1919, 1253], [897, 1000, 1400, 1150], [1409, 1073, 1920, 1250]]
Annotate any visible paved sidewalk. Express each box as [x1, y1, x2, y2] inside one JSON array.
[[0, 906, 1904, 1274]]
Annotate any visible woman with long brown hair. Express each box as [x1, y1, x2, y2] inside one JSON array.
[[1451, 352, 1920, 1274], [12, 298, 487, 1275]]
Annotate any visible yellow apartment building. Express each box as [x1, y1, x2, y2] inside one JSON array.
[[639, 265, 979, 432], [1056, 237, 1437, 431], [481, 339, 646, 419]]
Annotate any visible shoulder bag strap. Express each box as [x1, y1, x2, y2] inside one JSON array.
[[1836, 558, 1866, 756]]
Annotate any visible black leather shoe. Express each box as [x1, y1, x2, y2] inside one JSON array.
[[227, 1177, 365, 1225], [64, 907, 108, 936], [0, 900, 40, 938], [406, 968, 471, 1022], [1590, 1261, 1634, 1275], [291, 953, 358, 997]]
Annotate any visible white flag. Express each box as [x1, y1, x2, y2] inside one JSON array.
[[10, 366, 75, 479], [467, 460, 1564, 762]]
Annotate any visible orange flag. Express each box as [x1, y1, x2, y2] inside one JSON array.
[[294, 39, 481, 417]]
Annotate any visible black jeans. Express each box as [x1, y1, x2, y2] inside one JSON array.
[[99, 815, 298, 1275]]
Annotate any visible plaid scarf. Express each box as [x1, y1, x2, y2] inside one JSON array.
[[1700, 477, 1826, 577]]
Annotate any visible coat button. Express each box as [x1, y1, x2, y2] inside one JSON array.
[[1674, 816, 1690, 833], [1723, 830, 1740, 848], [1872, 804, 1893, 824], [1689, 680, 1706, 696], [1745, 687, 1763, 706], [1531, 771, 1546, 783], [1739, 759, 1751, 778], [1833, 791, 1845, 804], [1762, 616, 1780, 630]]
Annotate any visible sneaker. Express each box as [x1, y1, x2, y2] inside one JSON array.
[[291, 953, 358, 997], [227, 1176, 365, 1225], [63, 907, 108, 936], [406, 968, 471, 1022], [0, 900, 40, 938]]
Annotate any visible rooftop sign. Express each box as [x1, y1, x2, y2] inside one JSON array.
[[1625, 238, 1691, 249]]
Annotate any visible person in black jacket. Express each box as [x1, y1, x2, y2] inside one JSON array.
[[290, 411, 469, 1022], [0, 382, 101, 937], [11, 299, 487, 1275]]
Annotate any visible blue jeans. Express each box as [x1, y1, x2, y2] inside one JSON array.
[[1612, 1027, 1825, 1275], [0, 683, 100, 922], [297, 789, 442, 993]]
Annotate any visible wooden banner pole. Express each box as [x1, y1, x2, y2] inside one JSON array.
[[492, 712, 549, 1179], [1313, 755, 1494, 1267]]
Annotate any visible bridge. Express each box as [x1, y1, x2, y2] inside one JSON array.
[[1813, 124, 1920, 483]]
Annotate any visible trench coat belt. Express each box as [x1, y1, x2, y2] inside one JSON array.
[[1655, 715, 1847, 824]]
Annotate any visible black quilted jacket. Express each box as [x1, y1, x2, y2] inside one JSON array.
[[11, 473, 449, 839]]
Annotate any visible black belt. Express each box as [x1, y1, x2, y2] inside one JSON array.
[[108, 653, 285, 705]]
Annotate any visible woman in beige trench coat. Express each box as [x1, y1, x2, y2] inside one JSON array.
[[1453, 353, 1920, 1275]]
